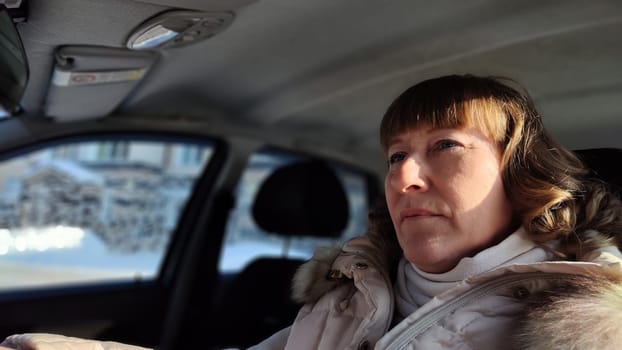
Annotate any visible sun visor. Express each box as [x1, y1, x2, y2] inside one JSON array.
[[44, 46, 157, 122]]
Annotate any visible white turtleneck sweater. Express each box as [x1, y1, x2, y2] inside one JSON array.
[[394, 228, 557, 319]]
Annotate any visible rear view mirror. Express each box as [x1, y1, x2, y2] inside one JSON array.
[[0, 5, 28, 118]]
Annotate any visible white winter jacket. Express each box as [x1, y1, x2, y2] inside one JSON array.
[[251, 235, 622, 350]]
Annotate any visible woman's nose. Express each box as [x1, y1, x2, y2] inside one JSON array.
[[392, 158, 428, 193]]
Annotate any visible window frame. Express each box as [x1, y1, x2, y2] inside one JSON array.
[[0, 131, 227, 299]]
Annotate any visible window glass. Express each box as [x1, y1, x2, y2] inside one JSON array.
[[219, 151, 369, 273], [0, 137, 213, 291]]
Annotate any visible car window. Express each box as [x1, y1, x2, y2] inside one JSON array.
[[0, 136, 213, 291], [219, 150, 369, 273]]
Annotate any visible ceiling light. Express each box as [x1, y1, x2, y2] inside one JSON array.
[[126, 10, 234, 50]]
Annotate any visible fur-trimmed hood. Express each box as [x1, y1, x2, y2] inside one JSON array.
[[515, 269, 622, 350]]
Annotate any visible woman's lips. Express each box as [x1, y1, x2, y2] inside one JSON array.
[[400, 208, 440, 222]]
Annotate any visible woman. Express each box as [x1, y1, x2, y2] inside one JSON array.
[[251, 75, 622, 350], [3, 75, 622, 350]]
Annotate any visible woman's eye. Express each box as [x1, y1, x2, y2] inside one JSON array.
[[434, 139, 461, 151], [388, 152, 406, 165]]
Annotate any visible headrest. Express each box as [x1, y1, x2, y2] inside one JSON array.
[[575, 148, 622, 195], [252, 160, 349, 238]]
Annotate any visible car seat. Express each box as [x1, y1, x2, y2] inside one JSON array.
[[209, 159, 350, 348]]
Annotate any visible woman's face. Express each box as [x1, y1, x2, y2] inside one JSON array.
[[384, 124, 515, 273]]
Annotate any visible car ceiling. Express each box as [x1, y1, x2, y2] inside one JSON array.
[[11, 0, 622, 175]]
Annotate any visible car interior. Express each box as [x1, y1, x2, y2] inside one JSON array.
[[0, 0, 620, 349]]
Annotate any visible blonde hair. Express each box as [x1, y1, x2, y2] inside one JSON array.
[[379, 75, 622, 259]]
